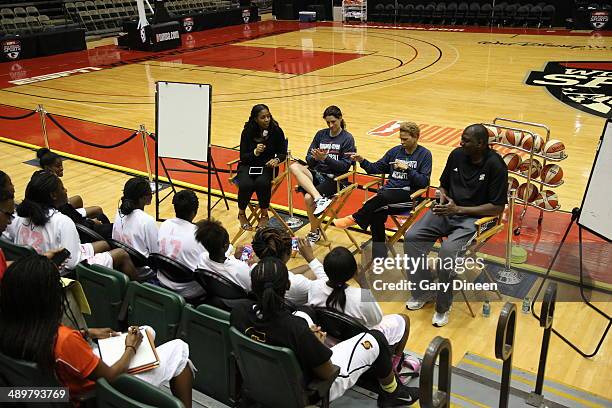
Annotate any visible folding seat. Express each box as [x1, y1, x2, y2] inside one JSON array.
[[491, 2, 504, 25], [125, 281, 186, 345], [444, 2, 457, 24], [515, 4, 530, 26], [400, 1, 414, 22], [502, 3, 518, 26], [0, 8, 14, 19], [148, 253, 206, 305], [466, 2, 480, 24], [371, 1, 386, 22], [195, 269, 249, 311], [0, 351, 62, 388], [64, 2, 78, 21], [432, 2, 446, 24], [84, 1, 97, 12], [384, 0, 397, 23], [38, 14, 54, 29], [25, 15, 41, 32], [76, 262, 129, 330], [230, 327, 340, 408], [456, 1, 469, 24], [75, 2, 87, 13], [12, 17, 28, 34], [179, 304, 238, 406], [13, 7, 27, 18], [423, 2, 436, 23], [540, 4, 554, 27], [26, 6, 40, 18], [0, 237, 36, 261], [478, 3, 493, 25], [413, 3, 425, 23], [96, 375, 183, 408]]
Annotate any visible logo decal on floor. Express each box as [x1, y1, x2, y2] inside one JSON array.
[[526, 61, 612, 118]]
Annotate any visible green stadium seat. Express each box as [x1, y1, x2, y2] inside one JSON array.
[[76, 263, 129, 330], [229, 327, 339, 408], [0, 237, 36, 261], [96, 375, 183, 408], [125, 282, 185, 345], [178, 304, 236, 406]]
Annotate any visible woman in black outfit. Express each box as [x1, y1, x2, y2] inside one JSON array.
[[236, 104, 287, 230]]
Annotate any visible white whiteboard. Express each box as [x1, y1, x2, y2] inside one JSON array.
[[156, 81, 210, 162], [578, 119, 612, 241]]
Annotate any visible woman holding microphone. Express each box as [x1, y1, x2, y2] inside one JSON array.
[[236, 104, 287, 230]]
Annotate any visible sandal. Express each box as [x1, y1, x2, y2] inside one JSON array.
[[257, 215, 270, 229], [238, 213, 253, 231]]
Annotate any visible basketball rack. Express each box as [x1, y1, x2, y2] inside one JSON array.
[[484, 118, 567, 236]]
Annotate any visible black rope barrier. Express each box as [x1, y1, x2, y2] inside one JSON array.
[[0, 110, 38, 120], [183, 159, 231, 174], [148, 132, 156, 142], [47, 113, 138, 149]]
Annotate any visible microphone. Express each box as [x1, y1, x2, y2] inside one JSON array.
[[262, 130, 268, 137]]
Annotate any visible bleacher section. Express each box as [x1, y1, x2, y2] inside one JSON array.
[[0, 0, 243, 38], [367, 0, 565, 28]]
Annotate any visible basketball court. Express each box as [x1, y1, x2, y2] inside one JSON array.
[[0, 17, 611, 402]]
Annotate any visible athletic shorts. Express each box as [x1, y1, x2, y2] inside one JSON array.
[[329, 332, 380, 401], [373, 314, 406, 346], [79, 243, 113, 268]]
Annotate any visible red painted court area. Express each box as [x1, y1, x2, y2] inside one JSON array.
[[156, 44, 364, 74]]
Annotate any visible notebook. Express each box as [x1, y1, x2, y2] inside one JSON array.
[[97, 328, 159, 374]]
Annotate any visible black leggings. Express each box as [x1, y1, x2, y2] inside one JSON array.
[[368, 329, 393, 379], [235, 166, 274, 210]]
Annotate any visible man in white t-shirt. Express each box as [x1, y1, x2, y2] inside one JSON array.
[[157, 190, 206, 299], [195, 219, 252, 291]]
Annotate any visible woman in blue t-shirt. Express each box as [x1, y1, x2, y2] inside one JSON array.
[[289, 106, 356, 243]]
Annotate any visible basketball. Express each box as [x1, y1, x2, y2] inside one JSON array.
[[485, 125, 501, 144], [543, 139, 566, 159], [533, 190, 559, 210], [541, 164, 564, 184], [503, 153, 522, 171], [521, 133, 544, 153], [502, 129, 523, 146], [518, 158, 542, 179], [508, 176, 519, 191], [517, 183, 538, 202]]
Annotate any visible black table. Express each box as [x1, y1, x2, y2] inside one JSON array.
[[0, 28, 86, 62]]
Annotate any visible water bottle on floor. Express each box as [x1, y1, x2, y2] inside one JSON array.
[[482, 300, 491, 317]]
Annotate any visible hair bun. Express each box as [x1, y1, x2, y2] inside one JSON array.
[[36, 147, 51, 159]]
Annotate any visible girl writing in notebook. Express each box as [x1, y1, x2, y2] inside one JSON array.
[[0, 255, 194, 407]]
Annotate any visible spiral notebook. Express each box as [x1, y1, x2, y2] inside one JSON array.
[[97, 328, 160, 374]]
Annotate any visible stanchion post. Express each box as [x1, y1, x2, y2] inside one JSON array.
[[139, 124, 154, 186], [495, 302, 517, 408], [527, 283, 557, 407], [37, 104, 49, 148], [496, 188, 524, 285], [420, 336, 452, 408]]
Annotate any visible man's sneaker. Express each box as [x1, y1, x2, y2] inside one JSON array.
[[306, 229, 321, 243], [432, 307, 452, 327], [313, 197, 333, 216], [405, 296, 433, 311], [377, 383, 419, 407]]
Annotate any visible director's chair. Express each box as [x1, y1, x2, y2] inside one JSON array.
[[227, 157, 292, 244]]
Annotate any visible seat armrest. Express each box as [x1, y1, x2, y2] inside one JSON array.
[[307, 364, 340, 398], [474, 215, 500, 226], [410, 187, 429, 199]]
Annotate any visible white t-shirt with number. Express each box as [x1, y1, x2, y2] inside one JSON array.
[[158, 217, 206, 271], [112, 209, 158, 257]]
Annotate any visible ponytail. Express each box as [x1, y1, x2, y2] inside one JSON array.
[[251, 257, 289, 320], [323, 247, 356, 313], [119, 177, 151, 216], [36, 148, 60, 171], [16, 171, 62, 227]]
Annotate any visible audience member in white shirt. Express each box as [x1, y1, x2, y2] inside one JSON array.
[[157, 190, 206, 299], [195, 219, 252, 291], [14, 171, 137, 278], [112, 177, 158, 257], [307, 246, 410, 369], [251, 227, 327, 306]]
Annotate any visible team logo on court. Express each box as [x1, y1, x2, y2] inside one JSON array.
[[367, 120, 403, 137], [183, 17, 194, 32], [526, 61, 612, 118], [590, 11, 609, 29], [2, 39, 21, 60], [242, 9, 251, 24]]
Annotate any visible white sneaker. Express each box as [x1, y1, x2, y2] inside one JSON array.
[[432, 307, 452, 327], [313, 197, 332, 216], [405, 296, 432, 310]]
